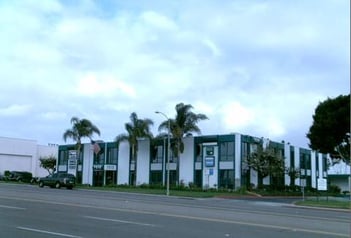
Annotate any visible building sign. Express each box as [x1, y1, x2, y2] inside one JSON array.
[[205, 168, 214, 176], [317, 178, 327, 191], [67, 158, 77, 176], [93, 164, 104, 170], [69, 150, 77, 160], [205, 156, 215, 167], [104, 165, 117, 171]]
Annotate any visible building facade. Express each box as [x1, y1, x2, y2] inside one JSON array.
[[0, 136, 58, 177], [57, 133, 330, 190]]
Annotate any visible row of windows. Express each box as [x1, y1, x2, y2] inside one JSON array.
[[149, 169, 234, 189], [60, 143, 324, 169], [59, 147, 118, 165], [152, 142, 235, 163]]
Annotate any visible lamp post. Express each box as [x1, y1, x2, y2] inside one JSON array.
[[155, 111, 170, 196]]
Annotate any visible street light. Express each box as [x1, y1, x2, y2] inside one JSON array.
[[155, 111, 170, 196]]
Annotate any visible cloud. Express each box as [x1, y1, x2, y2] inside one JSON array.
[[0, 104, 32, 116], [76, 73, 136, 98], [0, 0, 348, 147], [220, 102, 255, 129], [140, 11, 178, 31]]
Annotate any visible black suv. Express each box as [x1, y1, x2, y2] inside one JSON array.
[[6, 171, 33, 183], [38, 173, 76, 189]]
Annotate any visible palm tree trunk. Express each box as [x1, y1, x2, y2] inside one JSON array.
[[132, 145, 137, 186], [176, 139, 180, 186], [258, 171, 264, 189]]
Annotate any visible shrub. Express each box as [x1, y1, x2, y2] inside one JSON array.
[[328, 184, 341, 194], [4, 170, 10, 177]]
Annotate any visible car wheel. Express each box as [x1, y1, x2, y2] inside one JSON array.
[[55, 182, 61, 189], [39, 181, 44, 188]]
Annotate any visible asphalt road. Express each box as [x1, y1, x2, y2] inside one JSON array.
[[0, 183, 349, 238]]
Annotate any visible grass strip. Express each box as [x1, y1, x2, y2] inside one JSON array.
[[295, 199, 351, 210]]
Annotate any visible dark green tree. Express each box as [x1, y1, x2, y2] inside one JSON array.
[[63, 117, 101, 166], [39, 155, 57, 175], [246, 143, 285, 189], [285, 167, 301, 187], [63, 117, 101, 146], [307, 94, 350, 164], [158, 103, 208, 184], [115, 112, 154, 186]]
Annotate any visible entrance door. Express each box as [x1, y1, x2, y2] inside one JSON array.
[[93, 171, 104, 186]]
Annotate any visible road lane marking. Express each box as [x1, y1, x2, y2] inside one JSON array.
[[84, 215, 157, 227], [0, 204, 26, 210], [2, 196, 348, 237], [17, 227, 82, 238]]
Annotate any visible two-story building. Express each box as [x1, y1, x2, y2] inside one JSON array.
[[57, 133, 330, 190]]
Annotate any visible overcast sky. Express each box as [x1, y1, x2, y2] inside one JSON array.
[[0, 0, 349, 148]]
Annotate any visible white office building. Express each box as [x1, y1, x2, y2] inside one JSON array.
[[57, 133, 332, 191]]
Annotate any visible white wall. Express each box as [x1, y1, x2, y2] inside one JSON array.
[[294, 147, 300, 186], [328, 160, 350, 175], [118, 141, 130, 185], [179, 137, 194, 186], [136, 139, 150, 185], [0, 154, 32, 174], [82, 144, 93, 185], [234, 133, 241, 188], [311, 151, 317, 188], [284, 144, 291, 186], [0, 137, 57, 177]]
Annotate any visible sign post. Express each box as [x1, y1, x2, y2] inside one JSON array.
[[317, 178, 328, 201], [300, 179, 306, 201]]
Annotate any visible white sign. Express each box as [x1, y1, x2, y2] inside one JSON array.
[[300, 179, 306, 187], [317, 178, 327, 191], [104, 165, 117, 171], [67, 158, 77, 176]]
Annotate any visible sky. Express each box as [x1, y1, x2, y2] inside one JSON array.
[[0, 0, 349, 148]]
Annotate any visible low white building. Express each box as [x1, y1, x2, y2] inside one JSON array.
[[328, 160, 351, 193], [0, 136, 58, 177]]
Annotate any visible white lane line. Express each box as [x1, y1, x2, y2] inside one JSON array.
[[17, 227, 82, 238], [84, 215, 157, 227], [0, 204, 26, 210]]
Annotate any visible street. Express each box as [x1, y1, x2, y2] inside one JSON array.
[[0, 183, 349, 238]]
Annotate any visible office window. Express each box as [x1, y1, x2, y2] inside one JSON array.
[[152, 145, 163, 163], [94, 152, 104, 164], [241, 142, 249, 160], [290, 148, 295, 168], [150, 171, 162, 185], [169, 150, 178, 163], [195, 144, 202, 162], [220, 142, 234, 161], [58, 150, 68, 165], [219, 170, 234, 189], [107, 148, 118, 164]]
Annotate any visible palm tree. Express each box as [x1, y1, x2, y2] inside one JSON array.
[[63, 116, 101, 163], [115, 112, 154, 186], [158, 103, 208, 184]]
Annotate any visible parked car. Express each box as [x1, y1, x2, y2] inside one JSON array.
[[38, 173, 76, 189], [30, 177, 40, 184], [6, 171, 33, 183]]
